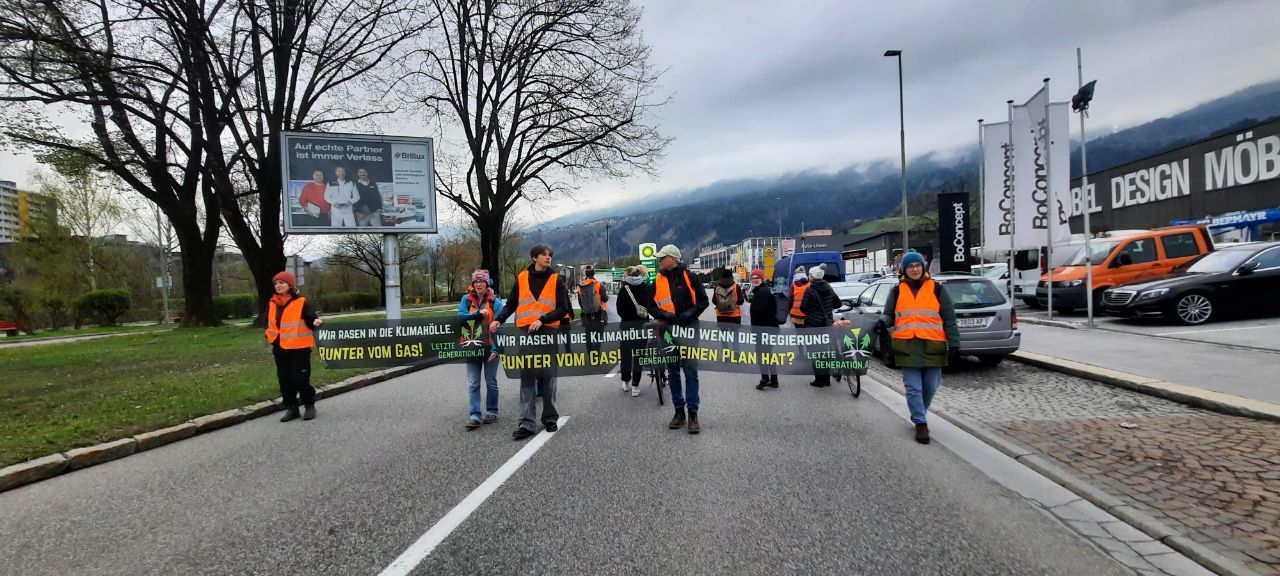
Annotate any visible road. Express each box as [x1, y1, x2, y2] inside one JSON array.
[[1020, 307, 1280, 352], [0, 302, 1140, 576]]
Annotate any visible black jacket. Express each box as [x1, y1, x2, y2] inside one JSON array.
[[645, 264, 708, 326], [800, 278, 841, 328], [615, 282, 652, 322], [495, 264, 571, 326], [749, 284, 780, 327]]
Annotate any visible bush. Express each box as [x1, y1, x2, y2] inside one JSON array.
[[214, 293, 257, 319], [0, 285, 36, 334], [39, 296, 70, 330], [76, 289, 133, 326], [317, 291, 380, 312]]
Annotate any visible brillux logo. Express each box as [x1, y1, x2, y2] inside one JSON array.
[[395, 151, 426, 160]]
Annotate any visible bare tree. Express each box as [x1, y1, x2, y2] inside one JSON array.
[[414, 0, 669, 284], [326, 234, 426, 305], [438, 236, 478, 301], [29, 152, 126, 290]]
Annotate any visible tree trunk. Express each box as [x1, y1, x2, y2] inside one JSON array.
[[174, 225, 220, 327], [477, 210, 505, 292]]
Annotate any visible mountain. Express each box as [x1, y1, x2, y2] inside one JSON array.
[[532, 80, 1280, 263]]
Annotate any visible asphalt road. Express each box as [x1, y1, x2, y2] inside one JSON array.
[[0, 308, 1134, 576], [1020, 307, 1280, 352]]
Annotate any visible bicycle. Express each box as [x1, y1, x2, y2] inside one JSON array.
[[648, 364, 666, 406], [836, 369, 861, 397]]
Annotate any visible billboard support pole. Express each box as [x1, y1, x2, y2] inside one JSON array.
[[384, 234, 401, 320]]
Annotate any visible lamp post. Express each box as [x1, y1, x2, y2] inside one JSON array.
[[884, 49, 908, 251]]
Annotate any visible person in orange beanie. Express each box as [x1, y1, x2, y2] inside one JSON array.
[[264, 270, 323, 422]]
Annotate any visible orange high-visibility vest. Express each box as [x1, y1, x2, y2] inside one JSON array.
[[654, 270, 696, 314], [714, 284, 742, 318], [265, 297, 315, 349], [515, 270, 561, 328], [789, 282, 810, 324], [577, 279, 607, 313], [892, 279, 946, 341]]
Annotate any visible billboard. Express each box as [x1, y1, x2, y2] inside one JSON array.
[[280, 132, 436, 234], [937, 193, 971, 272]]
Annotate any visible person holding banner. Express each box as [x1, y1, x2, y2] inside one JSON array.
[[881, 250, 960, 444], [459, 269, 504, 431], [787, 269, 811, 327], [646, 244, 709, 434], [800, 265, 841, 387], [748, 269, 781, 390], [265, 271, 323, 422], [492, 245, 571, 441], [615, 266, 652, 397]]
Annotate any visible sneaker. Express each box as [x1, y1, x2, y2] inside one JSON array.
[[621, 379, 631, 392], [687, 412, 700, 435], [466, 419, 482, 430], [631, 386, 640, 398], [755, 378, 768, 390], [512, 428, 536, 441], [668, 409, 686, 429], [544, 420, 558, 433], [280, 407, 301, 422], [302, 404, 316, 420], [482, 414, 498, 424], [915, 424, 931, 444]]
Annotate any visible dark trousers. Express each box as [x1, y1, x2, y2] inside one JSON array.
[[801, 325, 829, 384], [519, 370, 559, 432], [273, 347, 316, 407], [755, 340, 778, 378], [582, 313, 606, 354], [620, 337, 642, 384]]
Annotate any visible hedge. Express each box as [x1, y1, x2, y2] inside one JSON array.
[[214, 293, 257, 319], [317, 291, 380, 312], [76, 289, 133, 326]]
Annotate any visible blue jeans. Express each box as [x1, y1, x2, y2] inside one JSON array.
[[901, 367, 942, 425], [666, 362, 700, 412], [466, 359, 500, 421]]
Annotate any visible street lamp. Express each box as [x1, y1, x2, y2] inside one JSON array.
[[884, 49, 908, 251]]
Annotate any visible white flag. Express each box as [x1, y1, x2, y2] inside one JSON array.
[[1010, 103, 1039, 250], [1018, 87, 1072, 248], [1048, 102, 1072, 241], [981, 121, 1012, 252]]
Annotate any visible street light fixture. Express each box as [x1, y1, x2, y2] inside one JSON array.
[[884, 49, 908, 252]]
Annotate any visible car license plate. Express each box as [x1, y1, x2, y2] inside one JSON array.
[[957, 317, 985, 328]]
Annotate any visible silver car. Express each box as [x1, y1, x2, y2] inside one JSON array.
[[840, 273, 1021, 367]]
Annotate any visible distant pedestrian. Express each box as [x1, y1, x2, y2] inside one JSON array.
[[458, 269, 504, 430], [616, 265, 652, 397], [492, 244, 571, 440], [801, 265, 841, 387], [265, 271, 322, 422], [748, 269, 780, 389], [881, 250, 960, 444], [646, 244, 709, 434], [712, 269, 744, 324], [577, 266, 609, 353], [787, 269, 810, 327]]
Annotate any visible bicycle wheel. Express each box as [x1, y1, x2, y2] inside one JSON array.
[[847, 372, 861, 397], [655, 369, 666, 406]]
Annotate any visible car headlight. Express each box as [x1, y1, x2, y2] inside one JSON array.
[[1135, 288, 1169, 301], [1056, 280, 1083, 288]]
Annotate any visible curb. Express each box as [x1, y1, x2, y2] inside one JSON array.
[[0, 361, 436, 494], [864, 368, 1261, 576], [1009, 351, 1280, 423], [1017, 316, 1082, 329]]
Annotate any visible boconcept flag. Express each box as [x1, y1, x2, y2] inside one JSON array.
[[982, 121, 1012, 251], [1017, 88, 1073, 249], [937, 193, 971, 272], [1010, 104, 1038, 250]]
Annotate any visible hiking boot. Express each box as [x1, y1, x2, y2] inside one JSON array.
[[687, 412, 700, 435], [482, 414, 498, 424], [280, 407, 301, 422], [302, 404, 316, 420], [768, 376, 779, 388], [915, 424, 931, 444], [466, 419, 482, 430], [512, 428, 536, 441], [668, 409, 686, 429], [755, 378, 769, 390], [544, 420, 558, 433]]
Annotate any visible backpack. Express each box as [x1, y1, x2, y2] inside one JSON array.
[[713, 284, 738, 314], [579, 282, 602, 315], [623, 284, 649, 320]]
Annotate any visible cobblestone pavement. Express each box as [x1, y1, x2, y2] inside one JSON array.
[[872, 360, 1280, 575]]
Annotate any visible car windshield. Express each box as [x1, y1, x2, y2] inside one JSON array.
[[942, 278, 1007, 309], [981, 266, 1006, 279], [1066, 241, 1118, 266], [1184, 250, 1252, 273], [833, 284, 867, 300]]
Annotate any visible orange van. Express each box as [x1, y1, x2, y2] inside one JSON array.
[[1036, 225, 1214, 312]]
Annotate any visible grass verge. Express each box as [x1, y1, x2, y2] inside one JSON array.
[[0, 324, 160, 342]]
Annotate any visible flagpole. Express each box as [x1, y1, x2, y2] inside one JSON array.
[[1007, 100, 1016, 301], [978, 118, 985, 270], [1044, 78, 1055, 320], [1078, 48, 1095, 328]]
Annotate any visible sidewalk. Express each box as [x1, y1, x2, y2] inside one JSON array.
[[1017, 323, 1280, 406]]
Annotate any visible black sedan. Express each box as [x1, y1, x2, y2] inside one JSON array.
[[1102, 241, 1280, 325]]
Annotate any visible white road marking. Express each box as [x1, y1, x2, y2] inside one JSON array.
[[377, 416, 570, 576], [603, 365, 620, 378], [1155, 324, 1277, 336]]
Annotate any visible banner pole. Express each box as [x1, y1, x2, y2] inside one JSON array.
[[978, 118, 985, 270], [385, 233, 402, 320], [1078, 48, 1095, 328], [1044, 78, 1055, 321], [1007, 100, 1016, 301]]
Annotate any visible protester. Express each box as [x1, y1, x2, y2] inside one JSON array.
[[492, 244, 571, 440], [458, 269, 503, 430], [646, 244, 709, 434], [747, 269, 781, 389], [880, 250, 960, 444], [577, 266, 609, 353], [712, 269, 744, 324], [298, 169, 330, 226], [265, 271, 322, 422], [800, 265, 841, 387], [615, 265, 652, 397], [787, 269, 810, 327]]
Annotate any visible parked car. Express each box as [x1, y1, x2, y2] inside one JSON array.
[[1102, 241, 1280, 325], [829, 281, 870, 309], [848, 272, 884, 284], [1037, 225, 1214, 313], [839, 274, 1020, 366]]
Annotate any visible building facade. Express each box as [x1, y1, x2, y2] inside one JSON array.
[[0, 180, 56, 243]]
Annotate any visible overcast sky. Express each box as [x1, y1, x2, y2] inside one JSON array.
[[3, 0, 1278, 227]]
